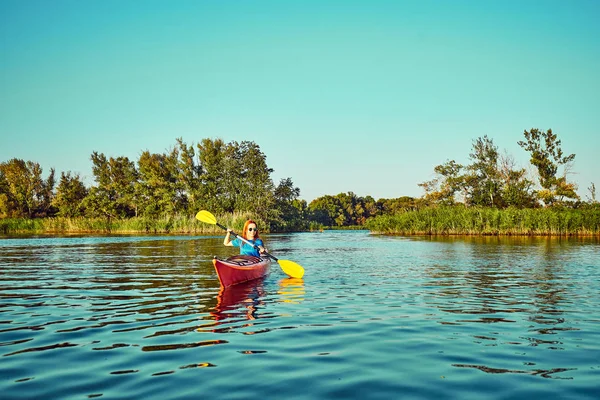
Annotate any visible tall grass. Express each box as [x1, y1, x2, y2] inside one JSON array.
[[0, 211, 263, 235], [365, 206, 600, 236], [3, 207, 599, 236]]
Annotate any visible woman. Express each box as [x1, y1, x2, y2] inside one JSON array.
[[223, 219, 267, 257]]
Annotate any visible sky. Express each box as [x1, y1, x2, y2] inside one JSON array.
[[1, 0, 599, 202]]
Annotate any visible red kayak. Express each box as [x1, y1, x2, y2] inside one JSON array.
[[212, 255, 271, 287]]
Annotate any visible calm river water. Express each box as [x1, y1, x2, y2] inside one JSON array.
[[1, 231, 599, 399]]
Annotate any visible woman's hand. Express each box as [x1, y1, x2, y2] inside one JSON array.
[[224, 229, 233, 245]]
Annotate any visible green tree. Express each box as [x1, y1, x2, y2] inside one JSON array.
[[308, 195, 342, 226], [466, 135, 501, 207], [378, 196, 420, 214], [197, 138, 228, 213], [518, 128, 578, 205], [136, 150, 182, 218], [233, 141, 275, 219], [53, 172, 88, 217], [497, 153, 537, 208], [587, 182, 597, 204], [197, 139, 275, 220], [271, 177, 306, 231], [175, 137, 202, 212], [83, 152, 138, 218], [418, 160, 464, 205], [0, 158, 54, 217]]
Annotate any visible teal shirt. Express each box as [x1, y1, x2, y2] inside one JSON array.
[[231, 238, 264, 257]]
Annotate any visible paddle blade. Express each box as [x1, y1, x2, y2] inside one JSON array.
[[278, 259, 305, 279], [195, 210, 217, 225]]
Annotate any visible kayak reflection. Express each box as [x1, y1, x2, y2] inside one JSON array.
[[211, 277, 266, 321], [278, 278, 305, 304]]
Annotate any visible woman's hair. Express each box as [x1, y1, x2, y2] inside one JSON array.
[[242, 219, 261, 240]]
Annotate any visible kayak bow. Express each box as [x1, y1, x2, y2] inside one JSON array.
[[212, 255, 272, 287]]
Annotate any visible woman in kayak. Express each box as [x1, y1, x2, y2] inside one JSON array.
[[223, 219, 267, 257]]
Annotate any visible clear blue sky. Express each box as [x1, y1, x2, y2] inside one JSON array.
[[1, 0, 599, 202]]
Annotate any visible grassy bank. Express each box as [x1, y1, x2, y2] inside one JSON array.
[[3, 207, 600, 236], [365, 206, 600, 236], [0, 212, 260, 235]]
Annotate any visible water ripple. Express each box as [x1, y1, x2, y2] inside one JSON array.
[[0, 234, 599, 399]]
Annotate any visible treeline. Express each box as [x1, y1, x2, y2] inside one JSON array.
[[418, 128, 592, 208], [1, 129, 598, 235], [0, 134, 425, 232], [1, 138, 308, 232], [1, 137, 407, 232]]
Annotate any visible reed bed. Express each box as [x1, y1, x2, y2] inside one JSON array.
[[365, 206, 600, 236], [0, 211, 261, 235]]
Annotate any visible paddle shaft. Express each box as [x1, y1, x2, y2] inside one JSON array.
[[218, 223, 280, 262]]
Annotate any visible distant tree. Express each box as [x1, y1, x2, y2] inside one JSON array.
[[136, 150, 183, 218], [378, 196, 419, 214], [518, 128, 578, 205], [196, 139, 275, 220], [53, 172, 88, 217], [418, 160, 464, 205], [497, 152, 537, 208], [83, 152, 138, 218], [308, 195, 343, 226], [0, 158, 55, 217], [587, 182, 597, 204], [271, 177, 306, 231], [196, 138, 228, 214], [465, 135, 502, 207], [307, 192, 375, 226], [175, 138, 202, 212], [235, 141, 275, 220]]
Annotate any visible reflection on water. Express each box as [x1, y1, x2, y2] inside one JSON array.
[[0, 233, 598, 399], [211, 278, 266, 321], [278, 278, 305, 304]]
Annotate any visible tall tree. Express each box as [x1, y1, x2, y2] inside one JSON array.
[[53, 172, 88, 217], [271, 177, 305, 231], [308, 195, 342, 226], [466, 135, 501, 207], [197, 138, 227, 213], [0, 159, 54, 217], [136, 150, 181, 217], [175, 138, 202, 212], [418, 160, 464, 205], [236, 141, 275, 220], [518, 128, 578, 205], [84, 152, 138, 218], [497, 152, 537, 208]]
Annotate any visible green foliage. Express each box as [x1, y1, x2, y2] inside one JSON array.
[[1, 130, 595, 236], [270, 178, 307, 231], [0, 159, 55, 217], [84, 152, 138, 218], [308, 192, 384, 227], [366, 206, 600, 235], [518, 128, 578, 205], [466, 135, 502, 207], [418, 160, 463, 205], [53, 172, 88, 217]]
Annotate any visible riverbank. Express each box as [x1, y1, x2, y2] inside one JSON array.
[[0, 214, 255, 235], [2, 206, 599, 236], [365, 206, 600, 236]]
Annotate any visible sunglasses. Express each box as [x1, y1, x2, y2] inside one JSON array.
[[247, 227, 258, 232]]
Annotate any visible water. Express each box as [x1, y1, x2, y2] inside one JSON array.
[[1, 232, 599, 399]]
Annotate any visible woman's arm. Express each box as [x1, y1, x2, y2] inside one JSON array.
[[257, 239, 267, 254], [224, 229, 234, 246]]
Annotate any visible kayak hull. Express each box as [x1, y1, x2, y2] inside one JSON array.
[[212, 255, 271, 287]]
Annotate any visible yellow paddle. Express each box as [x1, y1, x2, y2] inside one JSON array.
[[195, 210, 305, 279]]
